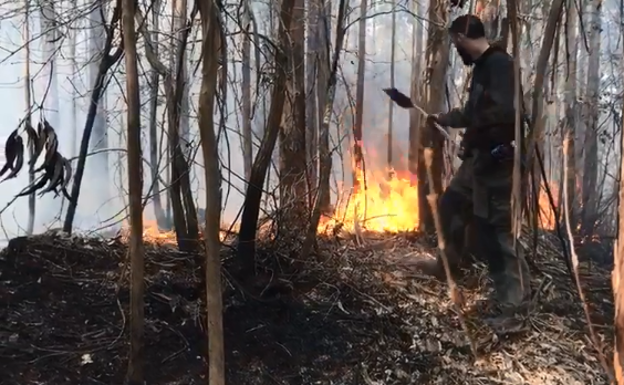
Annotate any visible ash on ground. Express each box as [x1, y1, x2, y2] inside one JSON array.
[[0, 229, 613, 385]]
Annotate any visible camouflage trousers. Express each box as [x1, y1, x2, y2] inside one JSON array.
[[438, 153, 531, 308]]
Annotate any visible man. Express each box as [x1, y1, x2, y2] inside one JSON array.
[[414, 15, 531, 326]]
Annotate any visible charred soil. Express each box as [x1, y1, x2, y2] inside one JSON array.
[[0, 230, 614, 384]]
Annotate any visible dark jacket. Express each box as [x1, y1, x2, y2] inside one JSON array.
[[438, 45, 516, 153]]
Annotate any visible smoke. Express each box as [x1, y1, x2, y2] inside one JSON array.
[[0, 2, 417, 239]]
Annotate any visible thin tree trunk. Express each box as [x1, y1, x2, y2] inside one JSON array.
[[138, 5, 199, 251], [173, 0, 191, 160], [614, 27, 624, 382], [279, 0, 307, 228], [387, 0, 396, 171], [306, 0, 319, 189], [197, 0, 225, 382], [524, 0, 565, 183], [63, 2, 123, 234], [408, 0, 423, 178], [171, 0, 198, 244], [317, 0, 331, 212], [147, 0, 167, 228], [24, 0, 35, 235], [39, 0, 61, 224], [353, 0, 367, 194], [300, 0, 347, 259], [89, 0, 110, 203], [70, 0, 78, 158], [418, 0, 449, 233], [614, 99, 624, 384], [237, 0, 296, 271], [564, 0, 578, 226], [580, 0, 601, 236], [121, 0, 145, 382], [241, 0, 253, 181]]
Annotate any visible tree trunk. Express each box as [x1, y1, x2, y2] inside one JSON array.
[[614, 87, 624, 385], [580, 0, 601, 236], [138, 5, 199, 251], [237, 0, 296, 272], [387, 0, 396, 171], [317, 0, 331, 212], [524, 0, 565, 187], [63, 3, 123, 234], [70, 0, 78, 159], [301, 0, 347, 260], [173, 0, 191, 160], [279, 0, 308, 229], [305, 0, 319, 190], [241, 0, 253, 181], [39, 0, 61, 226], [197, 0, 225, 383], [476, 0, 502, 40], [564, 0, 578, 227], [24, 0, 35, 235], [89, 0, 110, 208], [353, 0, 367, 193], [147, 0, 167, 229], [408, 0, 423, 177], [418, 0, 449, 233], [121, 0, 145, 382], [614, 34, 624, 382], [171, 0, 198, 245]]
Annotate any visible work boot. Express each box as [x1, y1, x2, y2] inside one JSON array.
[[485, 256, 531, 335], [416, 257, 446, 279], [403, 250, 467, 281]]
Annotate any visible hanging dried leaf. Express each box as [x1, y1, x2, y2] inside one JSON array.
[[2, 135, 25, 181], [24, 122, 38, 148], [43, 120, 58, 166], [39, 153, 65, 195], [0, 129, 22, 178], [30, 122, 48, 169], [3, 119, 72, 201]]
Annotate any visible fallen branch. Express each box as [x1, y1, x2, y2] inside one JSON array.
[[562, 135, 613, 381], [423, 147, 476, 358]]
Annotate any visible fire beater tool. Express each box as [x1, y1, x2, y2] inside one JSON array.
[[382, 87, 455, 143]]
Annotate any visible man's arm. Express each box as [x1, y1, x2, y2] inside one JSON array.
[[437, 107, 470, 128]]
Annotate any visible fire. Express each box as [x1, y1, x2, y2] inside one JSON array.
[[142, 220, 177, 245], [318, 169, 558, 234], [122, 219, 231, 245], [127, 172, 556, 243], [319, 168, 420, 234], [537, 187, 557, 230]]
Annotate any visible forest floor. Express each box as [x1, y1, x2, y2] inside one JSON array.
[[0, 229, 613, 385]]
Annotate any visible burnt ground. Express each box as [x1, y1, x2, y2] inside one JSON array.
[[0, 230, 615, 385]]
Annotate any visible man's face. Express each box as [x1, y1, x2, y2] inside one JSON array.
[[451, 33, 474, 66]]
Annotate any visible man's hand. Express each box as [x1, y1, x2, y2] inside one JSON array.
[[426, 114, 440, 126]]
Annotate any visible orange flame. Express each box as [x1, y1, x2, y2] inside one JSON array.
[[128, 159, 556, 243], [319, 167, 420, 234], [318, 166, 557, 234], [537, 185, 556, 230], [122, 219, 231, 245]]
